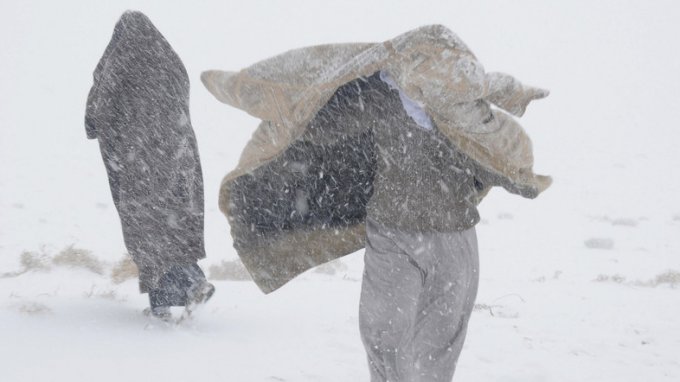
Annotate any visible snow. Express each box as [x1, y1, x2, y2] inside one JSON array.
[[1, 1, 679, 381]]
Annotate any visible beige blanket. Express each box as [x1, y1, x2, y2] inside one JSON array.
[[202, 25, 552, 292]]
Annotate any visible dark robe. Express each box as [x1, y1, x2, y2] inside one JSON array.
[[85, 11, 205, 292]]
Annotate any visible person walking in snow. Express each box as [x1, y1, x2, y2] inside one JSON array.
[[85, 11, 214, 320], [202, 25, 550, 381]]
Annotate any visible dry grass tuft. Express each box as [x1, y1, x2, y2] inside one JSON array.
[[20, 250, 52, 271], [110, 255, 138, 284], [595, 270, 680, 287], [634, 270, 680, 287], [2, 250, 51, 278], [594, 274, 626, 283], [83, 285, 123, 301], [611, 218, 638, 227], [209, 259, 252, 281], [52, 245, 104, 274], [652, 270, 680, 285], [96, 289, 119, 300], [16, 302, 52, 315], [315, 259, 348, 275], [584, 237, 614, 250]]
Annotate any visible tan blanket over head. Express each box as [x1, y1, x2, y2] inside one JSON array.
[[203, 25, 551, 207], [202, 25, 552, 293]]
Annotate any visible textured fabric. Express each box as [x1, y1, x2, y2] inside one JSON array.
[[85, 11, 205, 292], [201, 25, 551, 201], [227, 77, 377, 293], [202, 25, 550, 293], [359, 218, 479, 382], [363, 73, 488, 232], [149, 264, 208, 308], [225, 74, 495, 292], [379, 70, 433, 131]]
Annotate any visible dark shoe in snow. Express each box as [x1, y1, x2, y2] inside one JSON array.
[[178, 280, 215, 322], [143, 306, 173, 322], [188, 279, 215, 304], [147, 263, 215, 322]]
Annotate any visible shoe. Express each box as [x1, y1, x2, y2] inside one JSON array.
[[148, 306, 172, 321], [148, 263, 215, 317], [184, 279, 215, 317], [187, 279, 216, 305]]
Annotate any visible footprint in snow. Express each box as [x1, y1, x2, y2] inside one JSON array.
[[584, 238, 614, 250], [611, 218, 638, 227], [497, 212, 514, 220]]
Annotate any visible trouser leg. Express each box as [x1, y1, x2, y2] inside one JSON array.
[[359, 221, 424, 382], [403, 228, 479, 382], [359, 220, 479, 382]]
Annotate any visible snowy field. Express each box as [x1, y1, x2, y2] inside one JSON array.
[[1, 1, 679, 381]]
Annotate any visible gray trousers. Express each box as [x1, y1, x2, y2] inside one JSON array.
[[359, 218, 479, 382]]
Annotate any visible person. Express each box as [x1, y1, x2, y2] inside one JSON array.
[[202, 25, 550, 381], [85, 11, 214, 320]]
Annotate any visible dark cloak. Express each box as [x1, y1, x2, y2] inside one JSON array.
[[85, 11, 205, 292]]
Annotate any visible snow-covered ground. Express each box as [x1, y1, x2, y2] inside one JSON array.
[[1, 1, 679, 381]]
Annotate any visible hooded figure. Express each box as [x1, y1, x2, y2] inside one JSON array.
[[203, 25, 550, 381], [85, 11, 213, 318], [201, 24, 551, 294]]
